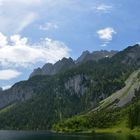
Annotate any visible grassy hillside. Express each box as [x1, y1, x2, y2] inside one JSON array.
[[53, 70, 140, 133], [53, 100, 140, 133]]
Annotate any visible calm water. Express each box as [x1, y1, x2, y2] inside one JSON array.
[[0, 131, 139, 140]]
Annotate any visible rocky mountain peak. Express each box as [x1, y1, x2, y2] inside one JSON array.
[[76, 50, 118, 63], [76, 50, 90, 63], [30, 57, 75, 78], [42, 63, 53, 74], [29, 68, 43, 78], [55, 57, 74, 66]]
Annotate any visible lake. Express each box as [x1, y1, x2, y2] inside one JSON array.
[[0, 131, 139, 140]]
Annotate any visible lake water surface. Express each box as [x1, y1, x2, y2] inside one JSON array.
[[0, 131, 139, 140]]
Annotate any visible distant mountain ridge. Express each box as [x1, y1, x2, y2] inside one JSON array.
[[30, 57, 75, 78], [30, 50, 118, 78]]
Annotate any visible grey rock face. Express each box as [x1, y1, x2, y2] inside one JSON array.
[[0, 74, 89, 109], [65, 74, 89, 96], [0, 83, 34, 109], [42, 63, 53, 74]]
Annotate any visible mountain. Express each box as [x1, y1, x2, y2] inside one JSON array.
[[0, 44, 139, 130], [30, 50, 118, 78]]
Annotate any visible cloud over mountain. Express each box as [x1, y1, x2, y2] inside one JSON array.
[[0, 33, 70, 68], [97, 27, 116, 46], [0, 69, 21, 80]]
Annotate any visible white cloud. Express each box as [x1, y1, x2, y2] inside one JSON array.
[[0, 32, 7, 46], [10, 35, 28, 46], [39, 22, 58, 31], [95, 4, 113, 13], [2, 85, 12, 90], [97, 27, 116, 41], [0, 33, 70, 68], [0, 69, 21, 80], [97, 27, 116, 46]]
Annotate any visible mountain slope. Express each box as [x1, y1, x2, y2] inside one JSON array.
[[53, 100, 140, 133], [0, 44, 139, 130], [94, 69, 140, 111], [53, 69, 140, 132]]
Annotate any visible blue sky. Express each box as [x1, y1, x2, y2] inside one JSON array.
[[0, 0, 140, 89]]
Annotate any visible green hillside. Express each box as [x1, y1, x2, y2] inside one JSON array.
[[53, 99, 140, 133], [0, 45, 139, 131], [53, 70, 140, 133]]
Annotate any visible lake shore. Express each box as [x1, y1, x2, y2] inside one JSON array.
[[53, 127, 140, 136]]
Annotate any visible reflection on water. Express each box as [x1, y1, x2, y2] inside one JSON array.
[[0, 131, 139, 140]]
